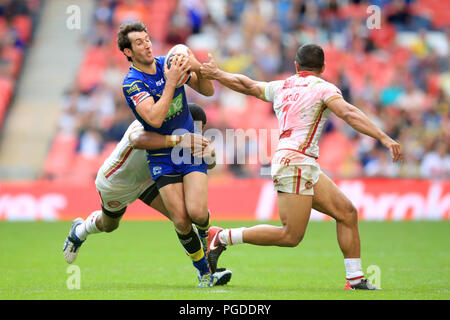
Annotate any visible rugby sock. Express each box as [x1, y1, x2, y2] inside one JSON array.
[[75, 210, 102, 241], [176, 228, 210, 276], [344, 258, 365, 285], [195, 211, 211, 239], [219, 227, 246, 245]]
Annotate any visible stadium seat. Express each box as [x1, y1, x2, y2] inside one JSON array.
[[2, 46, 23, 78], [12, 15, 32, 44], [77, 46, 108, 91], [414, 0, 450, 29], [318, 130, 356, 177], [0, 77, 14, 128], [338, 3, 369, 20], [65, 153, 100, 182], [42, 132, 78, 179]]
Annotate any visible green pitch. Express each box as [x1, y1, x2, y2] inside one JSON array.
[[0, 220, 448, 299]]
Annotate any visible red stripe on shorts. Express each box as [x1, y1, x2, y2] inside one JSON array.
[[105, 147, 134, 178], [295, 168, 302, 194], [346, 275, 365, 280]]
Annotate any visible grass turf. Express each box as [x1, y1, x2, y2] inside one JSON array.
[[0, 220, 448, 300]]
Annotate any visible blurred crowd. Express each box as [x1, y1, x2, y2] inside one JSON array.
[[0, 0, 40, 127], [59, 0, 449, 179]]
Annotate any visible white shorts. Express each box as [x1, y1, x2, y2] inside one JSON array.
[[95, 172, 155, 212], [271, 149, 321, 196]]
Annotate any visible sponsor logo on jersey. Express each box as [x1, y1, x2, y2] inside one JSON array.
[[305, 181, 313, 190], [127, 84, 140, 95], [152, 166, 162, 176], [273, 174, 281, 186], [131, 91, 150, 106], [165, 93, 183, 120], [107, 201, 122, 208], [156, 78, 165, 86]]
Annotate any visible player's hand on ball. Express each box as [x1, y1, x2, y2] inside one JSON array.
[[164, 54, 191, 87], [381, 136, 403, 163], [179, 133, 209, 152], [199, 53, 219, 80], [186, 48, 201, 73]]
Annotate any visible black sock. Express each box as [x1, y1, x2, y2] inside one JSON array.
[[194, 211, 210, 238], [176, 227, 202, 255]]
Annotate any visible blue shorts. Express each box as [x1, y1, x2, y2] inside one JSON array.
[[148, 152, 208, 182]]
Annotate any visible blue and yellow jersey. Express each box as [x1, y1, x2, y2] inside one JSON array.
[[122, 56, 195, 156]]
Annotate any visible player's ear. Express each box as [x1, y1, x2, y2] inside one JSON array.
[[321, 63, 326, 74], [294, 61, 300, 73], [124, 48, 133, 60]]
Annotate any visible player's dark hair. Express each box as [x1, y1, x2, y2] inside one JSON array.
[[117, 21, 148, 62], [189, 103, 207, 126], [295, 44, 324, 73]]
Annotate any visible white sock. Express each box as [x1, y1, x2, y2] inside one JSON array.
[[344, 258, 364, 285], [219, 228, 246, 245], [75, 210, 102, 240]]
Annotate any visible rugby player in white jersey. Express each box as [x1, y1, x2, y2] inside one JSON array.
[[200, 44, 402, 290], [62, 104, 230, 286]]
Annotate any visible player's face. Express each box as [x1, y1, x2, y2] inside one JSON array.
[[128, 31, 153, 65]]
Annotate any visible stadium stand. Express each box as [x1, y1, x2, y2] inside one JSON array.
[[0, 0, 41, 129], [47, 0, 448, 182]]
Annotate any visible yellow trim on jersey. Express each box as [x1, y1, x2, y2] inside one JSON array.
[[122, 80, 150, 89], [325, 95, 342, 105], [131, 61, 156, 73], [131, 64, 144, 72], [103, 145, 133, 178], [261, 83, 269, 101], [123, 80, 143, 87], [151, 153, 169, 156]]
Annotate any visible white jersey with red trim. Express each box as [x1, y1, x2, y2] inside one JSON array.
[[264, 71, 342, 159], [96, 120, 154, 191]]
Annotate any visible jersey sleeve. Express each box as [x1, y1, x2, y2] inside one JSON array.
[[122, 79, 152, 108], [319, 82, 343, 104], [263, 80, 284, 102]]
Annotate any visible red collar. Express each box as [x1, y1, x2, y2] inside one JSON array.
[[297, 71, 316, 78]]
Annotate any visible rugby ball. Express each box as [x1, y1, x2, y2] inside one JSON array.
[[165, 44, 192, 88]]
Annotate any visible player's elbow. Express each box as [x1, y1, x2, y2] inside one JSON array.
[[150, 121, 163, 129], [129, 132, 145, 149], [145, 117, 163, 129], [129, 137, 144, 149], [203, 87, 215, 97]]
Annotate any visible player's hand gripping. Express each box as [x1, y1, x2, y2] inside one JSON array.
[[178, 133, 210, 153], [192, 142, 215, 159], [186, 48, 201, 73], [164, 54, 191, 87], [381, 136, 403, 163], [199, 53, 219, 80]]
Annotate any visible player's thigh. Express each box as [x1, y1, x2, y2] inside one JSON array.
[[97, 189, 133, 231], [138, 184, 170, 220], [312, 173, 357, 222], [277, 192, 313, 241], [148, 195, 170, 220], [158, 182, 191, 231], [182, 171, 208, 219]]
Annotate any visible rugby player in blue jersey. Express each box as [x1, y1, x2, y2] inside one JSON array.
[[117, 21, 216, 287]]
